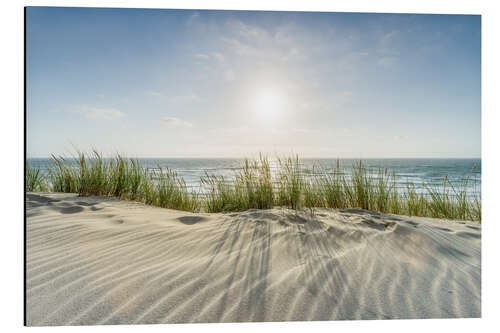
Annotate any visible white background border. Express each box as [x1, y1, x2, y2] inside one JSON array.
[[2, 0, 499, 332]]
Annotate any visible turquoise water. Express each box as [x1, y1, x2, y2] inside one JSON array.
[[27, 158, 481, 198]]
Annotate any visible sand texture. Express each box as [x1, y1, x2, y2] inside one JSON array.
[[26, 192, 481, 326]]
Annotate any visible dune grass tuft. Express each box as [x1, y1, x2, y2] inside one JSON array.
[[26, 164, 48, 192], [27, 151, 201, 212], [201, 155, 274, 212], [276, 156, 303, 210], [26, 152, 481, 221]]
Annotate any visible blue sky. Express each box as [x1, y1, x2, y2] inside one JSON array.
[[26, 7, 481, 158]]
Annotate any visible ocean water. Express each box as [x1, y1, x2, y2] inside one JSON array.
[[27, 158, 481, 198]]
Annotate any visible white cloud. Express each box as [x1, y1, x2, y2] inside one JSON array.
[[162, 117, 193, 128], [145, 90, 164, 97], [220, 37, 254, 56], [208, 126, 250, 139], [145, 91, 200, 103], [194, 53, 209, 60], [227, 20, 268, 40], [194, 52, 224, 62], [186, 12, 199, 26], [393, 135, 408, 141], [210, 126, 318, 138], [377, 56, 398, 67], [72, 107, 124, 120], [217, 20, 311, 68], [380, 30, 399, 45], [291, 128, 316, 134], [211, 52, 225, 62], [224, 69, 235, 82], [172, 93, 200, 103]]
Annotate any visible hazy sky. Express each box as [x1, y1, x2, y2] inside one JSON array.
[[26, 7, 481, 158]]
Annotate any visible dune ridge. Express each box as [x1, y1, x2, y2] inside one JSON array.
[[26, 192, 480, 326]]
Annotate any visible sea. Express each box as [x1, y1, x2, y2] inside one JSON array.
[[27, 158, 481, 199]]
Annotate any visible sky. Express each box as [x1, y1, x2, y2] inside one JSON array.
[[26, 7, 481, 158]]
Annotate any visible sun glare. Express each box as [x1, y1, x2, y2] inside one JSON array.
[[253, 88, 284, 121]]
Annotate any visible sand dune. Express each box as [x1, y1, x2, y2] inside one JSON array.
[[26, 192, 481, 326]]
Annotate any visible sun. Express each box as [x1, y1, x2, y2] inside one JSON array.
[[253, 88, 284, 122]]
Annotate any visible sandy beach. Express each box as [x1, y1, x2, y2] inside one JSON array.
[[26, 192, 481, 325]]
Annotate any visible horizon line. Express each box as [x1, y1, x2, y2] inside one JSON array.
[[26, 155, 482, 159]]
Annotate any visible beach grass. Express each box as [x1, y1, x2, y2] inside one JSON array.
[[26, 152, 481, 221], [276, 156, 303, 210], [26, 164, 48, 192], [201, 154, 274, 212]]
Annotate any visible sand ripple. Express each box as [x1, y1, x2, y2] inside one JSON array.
[[26, 193, 481, 326]]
